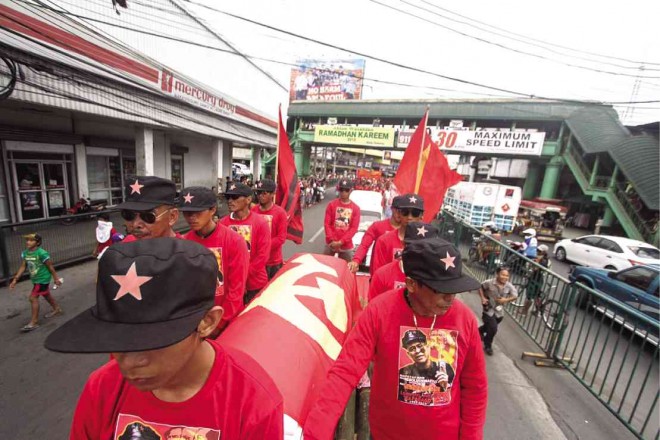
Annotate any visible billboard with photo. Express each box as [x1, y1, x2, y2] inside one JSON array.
[[290, 59, 366, 102]]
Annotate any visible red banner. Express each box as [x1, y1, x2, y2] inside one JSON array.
[[218, 254, 361, 431], [276, 106, 304, 244], [357, 169, 382, 179]]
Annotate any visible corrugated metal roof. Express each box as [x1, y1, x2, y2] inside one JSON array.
[[288, 99, 590, 121], [609, 135, 659, 210], [565, 106, 630, 153]]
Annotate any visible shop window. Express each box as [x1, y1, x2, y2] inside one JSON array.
[[87, 155, 123, 206], [171, 155, 184, 191]]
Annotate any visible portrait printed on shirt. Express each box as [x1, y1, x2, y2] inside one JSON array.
[[115, 414, 221, 439], [208, 247, 224, 286], [229, 224, 252, 252], [334, 207, 353, 231], [394, 280, 406, 290], [398, 326, 458, 406]]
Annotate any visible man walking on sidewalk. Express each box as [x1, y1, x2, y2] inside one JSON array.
[[478, 266, 518, 356]]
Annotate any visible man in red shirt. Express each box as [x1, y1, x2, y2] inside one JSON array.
[[303, 237, 486, 440], [369, 221, 440, 301], [370, 193, 424, 274], [220, 181, 271, 304], [252, 179, 288, 280], [324, 179, 361, 262], [179, 186, 249, 331], [45, 239, 284, 439], [347, 195, 403, 274], [116, 176, 182, 242]]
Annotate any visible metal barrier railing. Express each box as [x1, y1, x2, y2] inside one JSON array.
[[0, 211, 191, 283], [435, 210, 659, 440]]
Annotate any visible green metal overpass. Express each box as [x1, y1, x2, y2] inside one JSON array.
[[285, 99, 659, 245]]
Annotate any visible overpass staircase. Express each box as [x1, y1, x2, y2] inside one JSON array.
[[563, 146, 658, 245]]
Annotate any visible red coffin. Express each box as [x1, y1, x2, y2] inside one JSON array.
[[218, 253, 361, 431]]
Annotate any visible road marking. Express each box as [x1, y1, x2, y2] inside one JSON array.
[[308, 227, 324, 243]]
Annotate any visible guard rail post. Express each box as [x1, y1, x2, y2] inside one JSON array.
[[0, 226, 8, 283]]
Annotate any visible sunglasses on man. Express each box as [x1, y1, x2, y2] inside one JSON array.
[[399, 208, 424, 217], [121, 209, 171, 224]]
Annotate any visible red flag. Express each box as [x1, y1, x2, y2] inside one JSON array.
[[418, 137, 463, 222], [393, 111, 462, 222], [276, 106, 304, 244]]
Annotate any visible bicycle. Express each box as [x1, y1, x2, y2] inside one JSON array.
[[508, 270, 564, 332]]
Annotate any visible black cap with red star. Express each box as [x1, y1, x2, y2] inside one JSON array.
[[397, 193, 424, 210], [254, 179, 276, 193], [44, 238, 218, 353], [337, 179, 353, 190], [116, 176, 177, 210], [402, 237, 480, 294], [178, 186, 217, 211], [404, 221, 439, 243], [225, 181, 254, 197]]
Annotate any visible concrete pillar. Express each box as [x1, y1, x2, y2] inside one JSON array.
[[252, 146, 263, 180], [74, 143, 88, 198], [609, 165, 619, 189], [539, 156, 563, 199], [294, 143, 304, 177], [602, 205, 615, 227], [211, 139, 222, 189], [135, 127, 154, 176], [522, 163, 540, 199], [164, 134, 172, 180], [302, 145, 311, 176], [588, 155, 600, 187]]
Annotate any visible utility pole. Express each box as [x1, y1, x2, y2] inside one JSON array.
[[622, 64, 644, 123]]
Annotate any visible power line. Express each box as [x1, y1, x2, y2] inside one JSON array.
[[8, 0, 659, 107], [366, 0, 660, 79], [417, 0, 660, 67]]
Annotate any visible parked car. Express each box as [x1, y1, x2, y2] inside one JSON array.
[[554, 235, 660, 270], [569, 264, 659, 345], [350, 190, 384, 269]]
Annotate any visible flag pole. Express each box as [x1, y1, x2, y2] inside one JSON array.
[[275, 104, 281, 184], [414, 106, 430, 193]]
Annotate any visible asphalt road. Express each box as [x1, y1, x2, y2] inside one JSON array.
[[0, 192, 641, 439]]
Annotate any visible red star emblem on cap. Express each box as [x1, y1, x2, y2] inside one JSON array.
[[230, 184, 236, 190], [129, 179, 144, 195], [409, 195, 418, 204], [258, 182, 263, 188], [416, 225, 428, 237], [440, 252, 456, 270], [342, 180, 347, 185], [111, 262, 152, 301], [183, 192, 194, 204]]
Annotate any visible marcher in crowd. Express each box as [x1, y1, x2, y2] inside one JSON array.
[[92, 212, 124, 259], [252, 179, 288, 280], [10, 233, 63, 332], [370, 193, 424, 274], [323, 179, 361, 262], [117, 176, 181, 242], [478, 266, 518, 356], [220, 181, 271, 304], [45, 239, 283, 438], [368, 221, 439, 301], [303, 237, 486, 440], [348, 195, 402, 274], [179, 186, 249, 332]]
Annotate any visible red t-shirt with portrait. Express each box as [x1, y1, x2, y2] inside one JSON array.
[[368, 259, 405, 302], [220, 212, 271, 291], [184, 224, 249, 329], [251, 204, 288, 266], [370, 230, 403, 275], [70, 340, 284, 440], [324, 199, 361, 251]]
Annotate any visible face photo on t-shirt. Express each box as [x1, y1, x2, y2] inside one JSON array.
[[397, 326, 458, 407], [115, 414, 221, 440], [229, 224, 253, 252], [335, 207, 352, 231], [209, 247, 224, 285]]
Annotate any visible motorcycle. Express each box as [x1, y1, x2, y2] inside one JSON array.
[[60, 198, 107, 225], [468, 235, 502, 267]]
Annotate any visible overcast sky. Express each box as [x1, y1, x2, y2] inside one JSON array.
[[48, 0, 660, 125]]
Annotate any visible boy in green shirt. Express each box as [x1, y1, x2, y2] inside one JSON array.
[[10, 233, 63, 332]]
